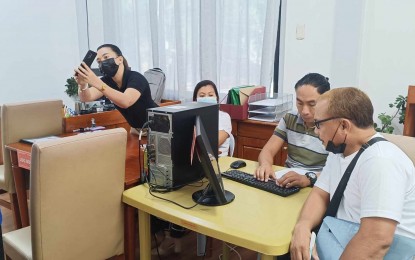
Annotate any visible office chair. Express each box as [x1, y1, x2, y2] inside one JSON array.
[[3, 128, 127, 260], [144, 68, 166, 104]]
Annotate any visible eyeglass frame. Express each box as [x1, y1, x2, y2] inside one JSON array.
[[313, 117, 341, 129]]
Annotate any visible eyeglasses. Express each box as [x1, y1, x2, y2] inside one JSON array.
[[313, 117, 340, 129]]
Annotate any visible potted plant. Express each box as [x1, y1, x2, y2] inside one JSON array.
[[374, 95, 407, 133], [64, 77, 79, 101]]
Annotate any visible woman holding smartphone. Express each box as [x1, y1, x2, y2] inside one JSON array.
[[74, 44, 157, 129]]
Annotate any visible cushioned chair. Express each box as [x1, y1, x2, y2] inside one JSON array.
[[3, 128, 127, 260], [1, 100, 63, 199], [382, 133, 415, 164]]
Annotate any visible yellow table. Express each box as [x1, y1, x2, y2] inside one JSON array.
[[122, 157, 311, 259]]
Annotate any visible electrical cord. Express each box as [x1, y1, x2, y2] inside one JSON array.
[[148, 186, 200, 209], [219, 243, 242, 260], [145, 172, 209, 210]]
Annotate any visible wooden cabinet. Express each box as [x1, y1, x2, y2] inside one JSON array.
[[404, 85, 415, 137], [233, 119, 288, 166]]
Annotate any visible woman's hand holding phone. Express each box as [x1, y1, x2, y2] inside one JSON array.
[[75, 62, 102, 89], [74, 50, 101, 89]]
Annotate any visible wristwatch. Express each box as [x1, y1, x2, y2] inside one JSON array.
[[305, 172, 317, 187]]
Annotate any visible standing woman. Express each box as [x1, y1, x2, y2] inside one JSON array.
[[74, 44, 158, 129]]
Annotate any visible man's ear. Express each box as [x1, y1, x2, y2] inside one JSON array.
[[342, 119, 352, 131]]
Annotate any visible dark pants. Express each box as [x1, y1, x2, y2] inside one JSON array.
[[151, 216, 187, 238]]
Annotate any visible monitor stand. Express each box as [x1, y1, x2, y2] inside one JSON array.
[[192, 189, 235, 206]]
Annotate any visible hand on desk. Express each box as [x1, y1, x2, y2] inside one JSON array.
[[255, 165, 311, 188], [276, 171, 310, 188], [254, 164, 275, 182]]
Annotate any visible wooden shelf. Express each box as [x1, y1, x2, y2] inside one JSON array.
[[404, 85, 415, 137]]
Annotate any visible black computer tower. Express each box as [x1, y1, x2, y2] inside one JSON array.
[[146, 102, 219, 189]]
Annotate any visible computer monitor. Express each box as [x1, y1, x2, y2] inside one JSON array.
[[192, 116, 235, 206]]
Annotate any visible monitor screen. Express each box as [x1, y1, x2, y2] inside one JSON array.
[[192, 116, 235, 206]]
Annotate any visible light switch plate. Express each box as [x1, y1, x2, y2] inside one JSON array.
[[296, 24, 305, 40]]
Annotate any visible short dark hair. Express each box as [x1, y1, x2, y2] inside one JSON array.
[[193, 80, 219, 102], [294, 73, 330, 94], [97, 44, 129, 69]]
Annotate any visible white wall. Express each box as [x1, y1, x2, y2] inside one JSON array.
[[282, 0, 415, 134], [282, 0, 335, 95], [2, 0, 415, 134], [359, 0, 415, 133], [0, 0, 80, 108]]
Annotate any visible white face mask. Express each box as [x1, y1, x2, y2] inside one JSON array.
[[197, 96, 217, 104]]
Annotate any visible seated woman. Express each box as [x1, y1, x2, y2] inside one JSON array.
[[193, 80, 232, 156], [74, 44, 158, 131], [152, 80, 232, 256]]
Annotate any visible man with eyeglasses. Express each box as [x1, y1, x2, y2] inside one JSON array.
[[290, 87, 415, 260], [255, 73, 330, 188]]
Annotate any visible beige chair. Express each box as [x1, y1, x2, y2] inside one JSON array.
[[382, 133, 415, 164], [1, 100, 63, 214], [3, 128, 127, 260]]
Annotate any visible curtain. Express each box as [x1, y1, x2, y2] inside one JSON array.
[[99, 0, 280, 101]]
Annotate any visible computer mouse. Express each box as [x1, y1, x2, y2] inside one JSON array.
[[230, 160, 247, 169]]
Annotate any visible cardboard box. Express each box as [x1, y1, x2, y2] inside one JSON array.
[[220, 86, 266, 120]]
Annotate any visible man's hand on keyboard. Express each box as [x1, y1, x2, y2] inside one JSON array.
[[276, 171, 309, 188], [254, 164, 276, 182]]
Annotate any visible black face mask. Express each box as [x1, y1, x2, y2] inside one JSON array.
[[99, 58, 119, 77], [326, 123, 347, 154]]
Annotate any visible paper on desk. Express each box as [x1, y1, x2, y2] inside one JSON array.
[[274, 168, 308, 179], [20, 136, 60, 144]]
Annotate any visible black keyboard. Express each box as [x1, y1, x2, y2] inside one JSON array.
[[221, 169, 300, 197]]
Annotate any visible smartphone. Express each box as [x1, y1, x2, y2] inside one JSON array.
[[75, 50, 97, 76]]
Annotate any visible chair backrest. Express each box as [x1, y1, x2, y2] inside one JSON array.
[[30, 128, 127, 260], [1, 99, 63, 192], [228, 133, 235, 157], [144, 68, 166, 103], [382, 133, 415, 164]]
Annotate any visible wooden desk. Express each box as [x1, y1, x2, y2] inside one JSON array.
[[63, 110, 131, 133], [123, 157, 310, 259], [5, 132, 142, 260], [62, 100, 182, 134]]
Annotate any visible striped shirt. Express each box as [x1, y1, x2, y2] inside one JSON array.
[[275, 112, 328, 172]]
